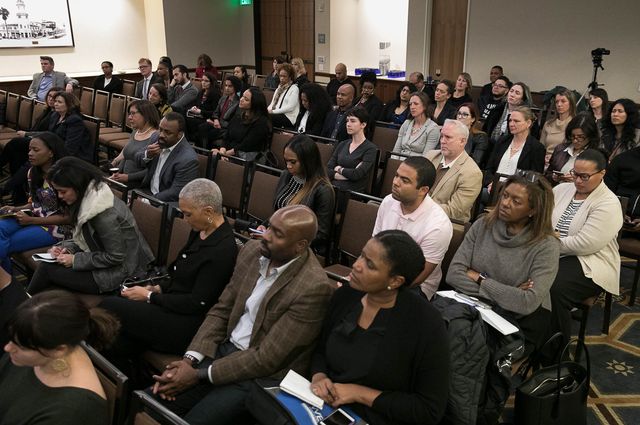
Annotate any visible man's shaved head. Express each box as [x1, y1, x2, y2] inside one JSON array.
[[260, 205, 318, 266]]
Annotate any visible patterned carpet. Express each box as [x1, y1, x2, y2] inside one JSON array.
[[504, 261, 639, 425]]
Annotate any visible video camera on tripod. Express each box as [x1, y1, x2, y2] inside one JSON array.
[[591, 48, 610, 69]]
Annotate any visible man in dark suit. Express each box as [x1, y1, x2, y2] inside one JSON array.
[[150, 205, 334, 424], [92, 61, 123, 94], [135, 57, 163, 100], [27, 56, 78, 101], [168, 64, 199, 113], [320, 83, 355, 142], [137, 112, 198, 203]]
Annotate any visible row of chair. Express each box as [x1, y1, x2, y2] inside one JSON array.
[[0, 90, 102, 165]]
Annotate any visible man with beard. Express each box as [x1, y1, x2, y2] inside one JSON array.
[[373, 156, 452, 300], [320, 83, 355, 142], [150, 205, 334, 425], [477, 75, 511, 122], [137, 112, 198, 203]]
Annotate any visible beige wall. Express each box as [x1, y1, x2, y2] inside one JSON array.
[[326, 0, 409, 74], [465, 0, 640, 102], [0, 0, 151, 78], [405, 0, 432, 76], [162, 0, 255, 69]]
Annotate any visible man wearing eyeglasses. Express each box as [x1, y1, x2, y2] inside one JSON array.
[[135, 57, 163, 100], [477, 75, 511, 122]]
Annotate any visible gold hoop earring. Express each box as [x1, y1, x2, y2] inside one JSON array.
[[207, 217, 212, 224]]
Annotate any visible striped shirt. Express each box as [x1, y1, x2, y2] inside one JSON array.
[[555, 198, 584, 238]]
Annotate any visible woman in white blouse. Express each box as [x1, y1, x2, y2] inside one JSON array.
[[391, 91, 440, 158], [267, 63, 300, 129], [483, 106, 545, 189], [550, 149, 623, 343]]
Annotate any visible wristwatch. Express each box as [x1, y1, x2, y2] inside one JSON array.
[[183, 354, 200, 367], [476, 272, 488, 285]]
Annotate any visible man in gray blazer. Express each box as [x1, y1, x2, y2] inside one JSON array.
[[168, 64, 198, 113], [134, 57, 163, 100], [27, 56, 77, 101], [137, 112, 199, 203]]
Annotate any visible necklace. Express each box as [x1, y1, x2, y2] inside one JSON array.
[[509, 140, 525, 157], [137, 126, 153, 136]]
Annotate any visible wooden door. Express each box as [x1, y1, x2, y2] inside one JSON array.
[[258, 0, 314, 80], [429, 0, 468, 81]]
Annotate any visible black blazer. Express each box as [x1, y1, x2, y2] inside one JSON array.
[[320, 108, 350, 142], [195, 89, 221, 118], [433, 101, 457, 126], [294, 107, 331, 137], [484, 134, 545, 185], [93, 75, 123, 94], [310, 285, 450, 425], [48, 112, 92, 162]]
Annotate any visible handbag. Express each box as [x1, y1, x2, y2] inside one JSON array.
[[514, 337, 590, 425]]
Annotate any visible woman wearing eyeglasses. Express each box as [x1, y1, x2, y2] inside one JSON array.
[[447, 171, 559, 353], [380, 83, 416, 125], [456, 103, 489, 167], [550, 149, 623, 345], [545, 113, 600, 185]]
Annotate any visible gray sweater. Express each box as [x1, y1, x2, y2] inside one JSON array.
[[446, 217, 560, 316]]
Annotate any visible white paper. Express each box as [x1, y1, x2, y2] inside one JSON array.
[[436, 290, 519, 336], [279, 369, 324, 409], [31, 253, 56, 263]]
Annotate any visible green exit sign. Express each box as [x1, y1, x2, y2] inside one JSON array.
[[240, 0, 252, 5]]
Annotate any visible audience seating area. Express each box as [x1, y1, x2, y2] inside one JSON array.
[[1, 64, 639, 425]]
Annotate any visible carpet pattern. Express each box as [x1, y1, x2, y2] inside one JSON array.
[[503, 262, 639, 425]]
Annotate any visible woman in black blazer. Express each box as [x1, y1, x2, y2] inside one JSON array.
[[186, 72, 221, 141], [48, 92, 92, 162], [294, 83, 333, 137], [310, 231, 449, 425], [483, 106, 545, 186], [92, 61, 123, 94], [100, 179, 238, 357]]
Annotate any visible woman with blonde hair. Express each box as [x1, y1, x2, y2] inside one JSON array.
[[450, 72, 473, 109], [291, 57, 309, 87]]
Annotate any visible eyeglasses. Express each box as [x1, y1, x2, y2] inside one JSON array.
[[515, 169, 543, 183], [456, 112, 471, 118], [128, 110, 140, 116], [569, 169, 603, 181], [493, 83, 508, 89], [138, 65, 150, 70]]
